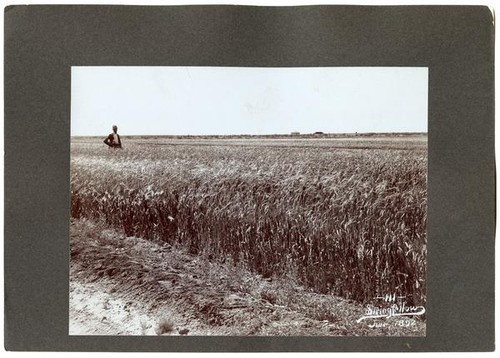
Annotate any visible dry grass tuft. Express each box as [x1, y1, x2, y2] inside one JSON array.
[[155, 316, 175, 335]]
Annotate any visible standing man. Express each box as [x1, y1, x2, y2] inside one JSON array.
[[103, 125, 123, 149]]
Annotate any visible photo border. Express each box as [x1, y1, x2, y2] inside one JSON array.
[[4, 5, 495, 351]]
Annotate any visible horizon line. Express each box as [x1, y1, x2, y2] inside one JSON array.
[[71, 131, 428, 137]]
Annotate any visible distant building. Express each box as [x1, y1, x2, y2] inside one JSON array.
[[291, 132, 300, 136], [314, 131, 324, 135]]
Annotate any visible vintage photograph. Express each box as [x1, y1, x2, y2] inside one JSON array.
[[69, 66, 428, 336]]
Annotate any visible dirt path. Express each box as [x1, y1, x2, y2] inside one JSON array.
[[69, 278, 216, 335], [70, 218, 425, 336], [70, 279, 155, 335]]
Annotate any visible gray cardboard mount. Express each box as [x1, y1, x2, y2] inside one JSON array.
[[3, 5, 495, 351]]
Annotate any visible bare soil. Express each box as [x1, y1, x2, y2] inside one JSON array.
[[70, 218, 425, 336]]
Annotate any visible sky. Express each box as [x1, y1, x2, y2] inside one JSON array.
[[71, 66, 428, 136]]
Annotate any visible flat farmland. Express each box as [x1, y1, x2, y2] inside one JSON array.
[[70, 134, 427, 335]]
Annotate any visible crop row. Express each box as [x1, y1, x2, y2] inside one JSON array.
[[71, 141, 427, 305]]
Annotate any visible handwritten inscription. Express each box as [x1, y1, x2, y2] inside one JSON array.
[[356, 293, 425, 326]]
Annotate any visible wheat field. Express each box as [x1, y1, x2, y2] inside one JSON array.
[[70, 135, 427, 306]]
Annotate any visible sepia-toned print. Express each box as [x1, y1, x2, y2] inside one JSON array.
[[70, 66, 427, 336]]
